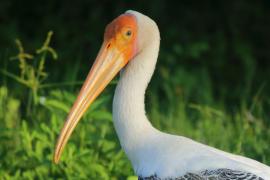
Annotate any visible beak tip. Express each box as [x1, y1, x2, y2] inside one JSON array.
[[53, 154, 60, 164], [53, 147, 61, 164]]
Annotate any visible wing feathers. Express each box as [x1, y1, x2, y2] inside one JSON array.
[[139, 168, 264, 180]]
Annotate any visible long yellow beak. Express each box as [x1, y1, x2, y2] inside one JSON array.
[[53, 41, 128, 163]]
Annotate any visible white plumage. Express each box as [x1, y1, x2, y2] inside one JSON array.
[[112, 10, 270, 179]]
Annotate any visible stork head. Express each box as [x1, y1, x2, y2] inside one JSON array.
[[53, 11, 139, 163]]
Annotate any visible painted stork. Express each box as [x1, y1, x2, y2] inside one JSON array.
[[54, 10, 270, 179]]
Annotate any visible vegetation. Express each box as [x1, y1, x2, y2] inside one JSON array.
[[0, 1, 269, 179]]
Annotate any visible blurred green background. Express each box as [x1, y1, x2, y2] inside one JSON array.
[[0, 0, 270, 179]]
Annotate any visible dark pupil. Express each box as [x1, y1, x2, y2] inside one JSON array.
[[126, 30, 132, 36]]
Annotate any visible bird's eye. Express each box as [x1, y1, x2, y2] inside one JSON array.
[[125, 30, 132, 37]]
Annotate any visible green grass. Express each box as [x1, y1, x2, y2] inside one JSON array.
[[0, 32, 269, 179]]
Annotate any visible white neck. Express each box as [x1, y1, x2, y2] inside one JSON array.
[[112, 27, 160, 167]]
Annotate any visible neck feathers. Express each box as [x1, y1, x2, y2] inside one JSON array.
[[112, 12, 160, 166]]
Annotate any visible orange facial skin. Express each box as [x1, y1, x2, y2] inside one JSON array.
[[104, 13, 138, 63]]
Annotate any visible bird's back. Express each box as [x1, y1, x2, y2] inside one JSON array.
[[133, 131, 270, 179]]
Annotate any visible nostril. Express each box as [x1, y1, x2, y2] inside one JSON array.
[[107, 43, 111, 49]]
